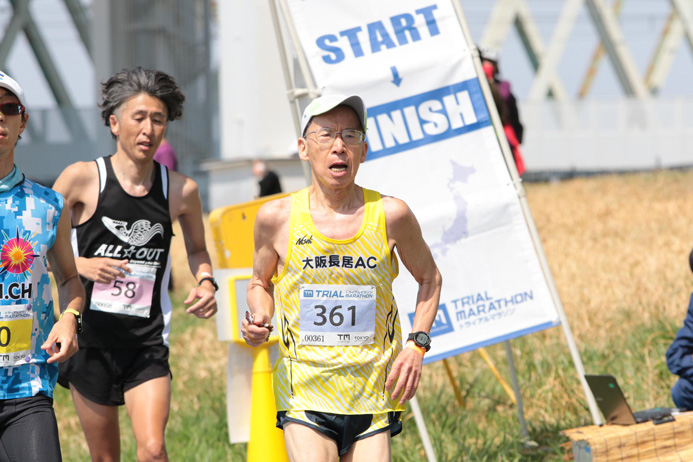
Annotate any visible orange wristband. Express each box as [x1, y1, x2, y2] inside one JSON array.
[[406, 340, 426, 356]]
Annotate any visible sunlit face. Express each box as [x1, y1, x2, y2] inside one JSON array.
[[298, 105, 367, 190], [0, 88, 27, 155], [109, 93, 167, 162]]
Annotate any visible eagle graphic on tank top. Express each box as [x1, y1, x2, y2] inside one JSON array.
[[101, 217, 164, 246]]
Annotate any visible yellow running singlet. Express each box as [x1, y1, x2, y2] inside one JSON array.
[[272, 187, 405, 415]]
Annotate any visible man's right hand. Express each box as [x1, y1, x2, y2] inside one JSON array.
[[242, 311, 273, 347], [77, 257, 131, 283]]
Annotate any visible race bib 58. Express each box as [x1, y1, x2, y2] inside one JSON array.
[[91, 263, 157, 318]]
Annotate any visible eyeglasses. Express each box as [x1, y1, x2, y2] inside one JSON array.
[[305, 127, 365, 145], [0, 103, 25, 116]]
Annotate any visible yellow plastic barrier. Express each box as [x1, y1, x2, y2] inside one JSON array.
[[210, 193, 289, 269], [210, 192, 290, 462]]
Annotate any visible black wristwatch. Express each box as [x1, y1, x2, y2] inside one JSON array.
[[198, 276, 219, 292], [60, 308, 83, 334], [407, 331, 431, 352]]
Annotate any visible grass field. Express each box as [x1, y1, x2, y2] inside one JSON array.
[[54, 169, 693, 461]]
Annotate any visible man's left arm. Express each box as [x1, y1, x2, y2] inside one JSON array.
[[383, 197, 442, 404], [44, 207, 85, 363], [176, 177, 217, 319]]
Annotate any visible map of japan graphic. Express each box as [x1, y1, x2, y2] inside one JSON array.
[[430, 160, 475, 258]]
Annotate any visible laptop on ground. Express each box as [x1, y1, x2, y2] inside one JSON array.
[[585, 374, 674, 425]]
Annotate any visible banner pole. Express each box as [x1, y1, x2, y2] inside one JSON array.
[[442, 359, 465, 407], [478, 348, 516, 404], [409, 396, 438, 462], [504, 341, 533, 445], [268, 0, 302, 136], [268, 0, 314, 185], [450, 0, 602, 426], [276, 0, 319, 96]]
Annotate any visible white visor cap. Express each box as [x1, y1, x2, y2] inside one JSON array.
[[300, 94, 366, 136], [0, 71, 25, 107]]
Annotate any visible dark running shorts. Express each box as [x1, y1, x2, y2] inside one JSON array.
[[277, 410, 402, 456], [58, 345, 171, 406], [0, 394, 61, 461]]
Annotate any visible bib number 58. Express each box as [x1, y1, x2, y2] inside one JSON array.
[[111, 280, 138, 299]]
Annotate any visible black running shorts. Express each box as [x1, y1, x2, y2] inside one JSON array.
[[277, 410, 402, 456], [58, 345, 171, 406], [0, 394, 61, 461]]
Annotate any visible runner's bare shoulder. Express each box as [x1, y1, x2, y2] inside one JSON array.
[[165, 169, 202, 220], [167, 169, 198, 198], [53, 161, 99, 203], [381, 195, 413, 225], [381, 194, 421, 247], [255, 196, 291, 234]]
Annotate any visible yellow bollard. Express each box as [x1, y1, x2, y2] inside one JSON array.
[[209, 196, 291, 461], [246, 342, 289, 462]]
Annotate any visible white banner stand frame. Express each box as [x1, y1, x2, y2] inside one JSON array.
[[267, 1, 602, 459]]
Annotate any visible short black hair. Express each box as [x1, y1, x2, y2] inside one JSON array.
[[689, 249, 693, 274], [99, 67, 185, 130]]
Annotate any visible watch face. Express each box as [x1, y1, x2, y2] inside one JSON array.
[[415, 332, 430, 346], [73, 314, 83, 334]]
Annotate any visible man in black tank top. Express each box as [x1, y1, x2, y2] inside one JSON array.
[[53, 68, 218, 462]]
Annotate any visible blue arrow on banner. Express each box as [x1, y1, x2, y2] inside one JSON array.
[[390, 66, 402, 87]]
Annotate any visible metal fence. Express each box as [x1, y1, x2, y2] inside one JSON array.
[[521, 97, 693, 179]]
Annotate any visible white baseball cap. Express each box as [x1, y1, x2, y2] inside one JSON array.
[[0, 71, 25, 107], [301, 94, 366, 136]]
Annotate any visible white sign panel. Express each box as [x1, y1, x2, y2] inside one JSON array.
[[287, 0, 561, 364]]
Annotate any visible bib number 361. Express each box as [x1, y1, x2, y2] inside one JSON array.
[[299, 284, 376, 346], [312, 304, 356, 327]]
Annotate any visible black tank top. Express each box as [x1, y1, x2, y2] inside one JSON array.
[[74, 155, 174, 348]]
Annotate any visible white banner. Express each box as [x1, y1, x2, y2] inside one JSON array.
[[286, 0, 561, 364]]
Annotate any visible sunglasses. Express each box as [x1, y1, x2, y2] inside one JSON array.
[[0, 103, 25, 116]]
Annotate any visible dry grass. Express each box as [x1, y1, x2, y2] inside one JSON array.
[[530, 171, 693, 342], [526, 171, 692, 419]]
